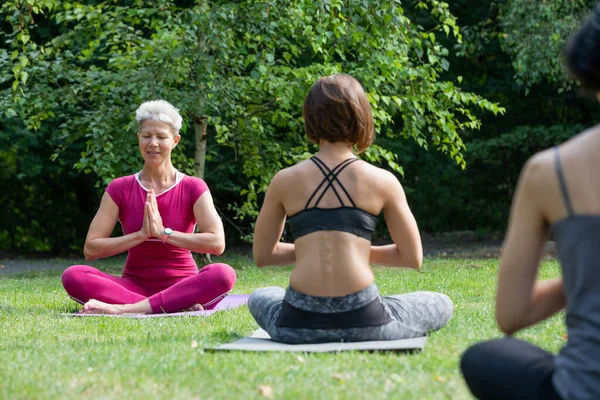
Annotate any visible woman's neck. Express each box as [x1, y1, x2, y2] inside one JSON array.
[[316, 141, 356, 160], [139, 163, 177, 191]]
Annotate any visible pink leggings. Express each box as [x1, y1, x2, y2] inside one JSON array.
[[61, 263, 236, 313]]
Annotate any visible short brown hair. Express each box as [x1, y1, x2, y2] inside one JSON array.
[[303, 74, 374, 153]]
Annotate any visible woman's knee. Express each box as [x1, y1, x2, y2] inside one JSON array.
[[61, 265, 93, 288], [461, 339, 512, 378], [61, 264, 97, 301], [436, 292, 454, 322], [205, 263, 236, 292], [420, 291, 454, 328], [248, 287, 284, 318], [461, 340, 504, 397], [461, 342, 486, 378]]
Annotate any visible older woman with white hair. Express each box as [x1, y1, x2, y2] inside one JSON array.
[[61, 100, 236, 314]]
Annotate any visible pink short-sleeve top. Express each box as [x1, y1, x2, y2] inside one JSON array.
[[106, 171, 208, 282]]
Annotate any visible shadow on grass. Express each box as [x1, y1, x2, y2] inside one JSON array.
[[0, 304, 19, 314], [1, 269, 66, 279], [205, 330, 247, 343], [0, 304, 81, 315], [2, 266, 120, 280]]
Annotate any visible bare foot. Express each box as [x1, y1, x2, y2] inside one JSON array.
[[80, 299, 124, 315], [187, 303, 204, 312]]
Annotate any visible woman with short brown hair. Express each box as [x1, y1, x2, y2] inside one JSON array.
[[247, 74, 453, 344]]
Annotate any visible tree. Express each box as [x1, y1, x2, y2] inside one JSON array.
[[387, 0, 600, 234], [1, 0, 502, 245], [455, 0, 596, 91]]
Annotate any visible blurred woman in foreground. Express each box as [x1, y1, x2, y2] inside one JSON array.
[[461, 5, 600, 399]]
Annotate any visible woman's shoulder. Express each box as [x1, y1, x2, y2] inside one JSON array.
[[358, 159, 393, 174], [104, 174, 138, 203], [180, 174, 207, 185], [180, 174, 210, 195], [354, 160, 401, 188], [106, 173, 138, 189], [269, 165, 295, 188], [522, 125, 600, 180]]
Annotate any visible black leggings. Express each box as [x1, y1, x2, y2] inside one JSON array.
[[460, 337, 562, 400]]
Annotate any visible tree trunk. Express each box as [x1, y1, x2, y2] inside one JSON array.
[[193, 115, 211, 266], [193, 115, 208, 179]]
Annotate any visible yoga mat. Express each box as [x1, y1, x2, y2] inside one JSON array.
[[60, 294, 249, 318], [213, 329, 426, 353]]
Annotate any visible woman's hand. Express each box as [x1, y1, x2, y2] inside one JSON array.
[[140, 191, 153, 239], [146, 189, 165, 238]]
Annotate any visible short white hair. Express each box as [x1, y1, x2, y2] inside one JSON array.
[[135, 99, 182, 135]]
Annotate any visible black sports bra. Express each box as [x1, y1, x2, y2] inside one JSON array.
[[286, 156, 378, 241]]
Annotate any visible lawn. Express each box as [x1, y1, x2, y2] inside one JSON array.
[[0, 254, 564, 399]]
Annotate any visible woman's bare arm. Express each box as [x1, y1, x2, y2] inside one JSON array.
[[83, 192, 149, 260], [157, 190, 226, 255], [496, 155, 566, 335], [253, 171, 295, 267], [370, 171, 422, 269]]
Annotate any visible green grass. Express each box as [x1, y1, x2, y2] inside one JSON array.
[[0, 255, 565, 399]]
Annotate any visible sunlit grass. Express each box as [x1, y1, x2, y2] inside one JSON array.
[[0, 255, 564, 399]]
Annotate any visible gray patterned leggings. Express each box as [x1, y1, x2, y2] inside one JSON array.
[[248, 284, 454, 344]]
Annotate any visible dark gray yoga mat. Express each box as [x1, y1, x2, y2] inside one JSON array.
[[60, 294, 249, 318], [213, 329, 426, 353]]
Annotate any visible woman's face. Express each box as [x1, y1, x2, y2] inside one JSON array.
[[137, 120, 180, 165]]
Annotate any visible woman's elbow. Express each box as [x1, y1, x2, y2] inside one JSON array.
[[496, 308, 520, 335], [401, 252, 422, 269], [411, 254, 423, 270], [252, 243, 267, 267], [254, 255, 267, 268], [83, 245, 96, 261], [253, 249, 269, 268], [497, 319, 519, 336], [215, 239, 226, 256], [211, 247, 225, 256], [210, 238, 226, 256]]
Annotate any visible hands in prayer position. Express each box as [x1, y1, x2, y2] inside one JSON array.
[[142, 189, 165, 240]]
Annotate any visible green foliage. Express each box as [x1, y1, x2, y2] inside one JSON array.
[[1, 0, 501, 246], [499, 0, 597, 90], [3, 0, 600, 252], [455, 0, 596, 91], [399, 124, 584, 233], [390, 0, 600, 234], [0, 118, 98, 253]]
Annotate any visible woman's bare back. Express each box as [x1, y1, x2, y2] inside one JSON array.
[[276, 155, 395, 296]]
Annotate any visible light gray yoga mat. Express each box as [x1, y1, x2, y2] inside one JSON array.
[[213, 329, 426, 353], [59, 294, 249, 318]]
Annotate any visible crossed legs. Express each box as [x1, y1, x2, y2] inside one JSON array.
[[461, 337, 561, 400], [62, 263, 236, 314], [248, 286, 453, 344]]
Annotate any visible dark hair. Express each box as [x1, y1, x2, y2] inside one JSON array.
[[565, 3, 600, 92], [303, 74, 374, 153]]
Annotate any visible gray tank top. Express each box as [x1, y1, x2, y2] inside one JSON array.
[[551, 147, 600, 399]]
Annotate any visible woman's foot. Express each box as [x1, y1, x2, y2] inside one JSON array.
[[186, 303, 204, 312], [80, 299, 127, 315], [79, 299, 203, 314]]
